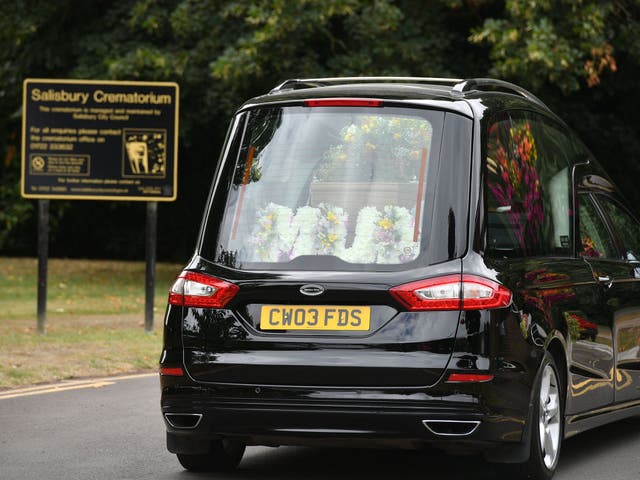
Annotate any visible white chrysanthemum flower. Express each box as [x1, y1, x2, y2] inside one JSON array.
[[343, 206, 380, 263], [249, 203, 293, 262], [291, 206, 320, 257]]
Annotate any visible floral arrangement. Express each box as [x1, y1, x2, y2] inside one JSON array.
[[249, 203, 294, 262], [580, 235, 600, 258], [486, 121, 543, 255], [291, 204, 349, 258], [342, 207, 380, 264], [314, 115, 432, 182], [523, 268, 570, 284], [373, 205, 418, 263], [250, 202, 417, 264], [564, 311, 597, 341], [251, 203, 349, 261], [314, 203, 349, 255]]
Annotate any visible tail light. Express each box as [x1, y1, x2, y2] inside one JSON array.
[[390, 274, 511, 311], [304, 98, 383, 107], [160, 367, 184, 376], [168, 272, 239, 308], [446, 373, 494, 383]]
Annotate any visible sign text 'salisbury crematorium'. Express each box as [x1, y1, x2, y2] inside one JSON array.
[[22, 79, 179, 201]]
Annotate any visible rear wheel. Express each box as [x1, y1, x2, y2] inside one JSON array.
[[522, 353, 564, 479], [177, 438, 245, 472], [494, 353, 563, 480]]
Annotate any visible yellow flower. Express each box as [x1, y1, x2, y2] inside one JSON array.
[[365, 142, 376, 151], [320, 233, 338, 247], [327, 211, 338, 223], [378, 218, 393, 230], [264, 214, 273, 231]]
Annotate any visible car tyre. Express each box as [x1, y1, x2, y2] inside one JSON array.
[[527, 353, 563, 479], [177, 438, 245, 472], [494, 352, 564, 480]]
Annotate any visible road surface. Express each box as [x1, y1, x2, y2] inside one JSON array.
[[1, 374, 639, 479]]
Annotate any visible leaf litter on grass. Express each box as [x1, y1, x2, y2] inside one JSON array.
[[0, 258, 183, 388]]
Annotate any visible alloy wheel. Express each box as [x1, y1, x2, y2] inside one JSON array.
[[538, 364, 561, 469]]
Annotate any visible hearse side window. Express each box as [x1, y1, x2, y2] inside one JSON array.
[[597, 196, 640, 261], [578, 194, 618, 259], [485, 112, 573, 258]]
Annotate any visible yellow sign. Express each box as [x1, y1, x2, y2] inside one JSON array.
[[260, 305, 371, 331], [22, 78, 179, 201]]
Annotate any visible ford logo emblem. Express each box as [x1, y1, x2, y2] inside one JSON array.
[[300, 284, 325, 296]]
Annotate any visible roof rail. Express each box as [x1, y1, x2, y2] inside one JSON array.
[[270, 76, 550, 111], [452, 78, 550, 111], [270, 76, 463, 93]]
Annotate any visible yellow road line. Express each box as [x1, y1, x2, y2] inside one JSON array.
[[0, 372, 157, 400], [1, 379, 109, 395], [105, 372, 157, 382], [0, 381, 114, 399]]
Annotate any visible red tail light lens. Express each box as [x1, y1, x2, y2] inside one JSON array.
[[160, 367, 184, 376], [168, 272, 239, 308], [390, 274, 512, 311], [447, 373, 494, 383], [304, 98, 383, 107]]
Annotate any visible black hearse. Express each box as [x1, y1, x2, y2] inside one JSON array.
[[160, 77, 640, 479]]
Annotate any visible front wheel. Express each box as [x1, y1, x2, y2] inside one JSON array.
[[177, 438, 245, 472]]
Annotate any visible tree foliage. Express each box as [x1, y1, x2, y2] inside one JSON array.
[[470, 0, 636, 92], [0, 0, 638, 260]]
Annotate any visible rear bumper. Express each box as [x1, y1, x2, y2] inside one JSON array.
[[161, 377, 531, 458]]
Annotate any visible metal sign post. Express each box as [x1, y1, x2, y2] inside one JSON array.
[[37, 199, 49, 335], [145, 202, 158, 333], [22, 79, 179, 332]]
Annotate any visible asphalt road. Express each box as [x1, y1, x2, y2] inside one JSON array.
[[1, 374, 639, 480]]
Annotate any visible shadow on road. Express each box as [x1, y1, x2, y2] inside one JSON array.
[[158, 416, 640, 480], [235, 446, 496, 480], [558, 416, 640, 473]]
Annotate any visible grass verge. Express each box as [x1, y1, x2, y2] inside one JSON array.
[[0, 257, 183, 388]]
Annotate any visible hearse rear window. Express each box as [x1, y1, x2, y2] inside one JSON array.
[[207, 105, 452, 270]]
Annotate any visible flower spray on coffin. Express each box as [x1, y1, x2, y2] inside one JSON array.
[[249, 203, 294, 262], [315, 203, 349, 255], [342, 207, 380, 263], [373, 206, 418, 263], [343, 206, 418, 264], [315, 116, 433, 182], [291, 203, 348, 258]]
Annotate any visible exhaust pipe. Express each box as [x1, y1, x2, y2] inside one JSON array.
[[164, 413, 203, 429], [422, 419, 480, 437]]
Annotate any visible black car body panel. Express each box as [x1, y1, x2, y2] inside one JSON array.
[[160, 78, 640, 475]]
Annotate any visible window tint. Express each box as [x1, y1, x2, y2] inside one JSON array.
[[578, 195, 617, 259], [485, 112, 572, 257], [209, 106, 451, 270], [598, 196, 640, 261]]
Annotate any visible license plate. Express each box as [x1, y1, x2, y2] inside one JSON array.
[[260, 305, 371, 331]]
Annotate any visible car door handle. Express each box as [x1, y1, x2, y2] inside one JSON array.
[[596, 274, 613, 288]]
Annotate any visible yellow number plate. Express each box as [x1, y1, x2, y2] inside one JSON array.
[[260, 305, 371, 331]]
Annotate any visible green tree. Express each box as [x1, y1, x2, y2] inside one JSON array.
[[470, 0, 637, 92], [0, 0, 638, 259]]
